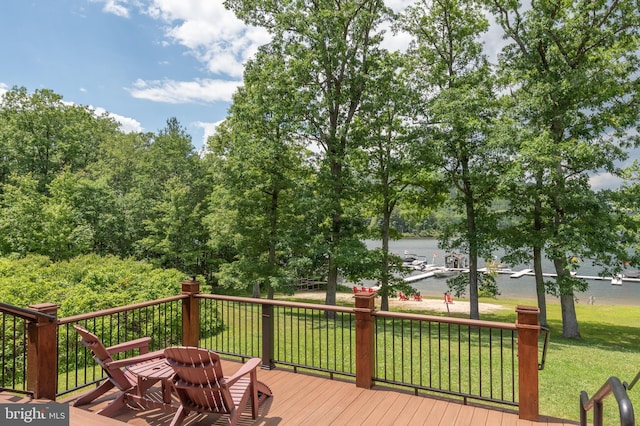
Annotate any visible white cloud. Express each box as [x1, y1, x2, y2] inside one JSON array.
[[589, 172, 623, 190], [0, 83, 8, 97], [127, 78, 240, 104], [92, 0, 130, 18], [380, 22, 412, 53], [194, 119, 223, 149], [146, 0, 270, 79], [386, 0, 415, 10], [93, 106, 144, 133]]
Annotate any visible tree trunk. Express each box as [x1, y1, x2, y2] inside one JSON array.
[[468, 252, 479, 320], [533, 246, 548, 328], [553, 258, 580, 338], [380, 205, 392, 311], [532, 187, 548, 328], [268, 189, 278, 301], [325, 258, 338, 320], [325, 146, 343, 313], [325, 183, 340, 320], [560, 293, 580, 337], [465, 178, 479, 320]]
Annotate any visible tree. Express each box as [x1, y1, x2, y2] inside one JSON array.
[[0, 86, 118, 193], [0, 172, 95, 261], [400, 0, 501, 319], [206, 46, 314, 298], [352, 51, 442, 310], [137, 118, 210, 275], [89, 131, 154, 257], [485, 0, 640, 337], [0, 174, 47, 256], [225, 0, 392, 308]]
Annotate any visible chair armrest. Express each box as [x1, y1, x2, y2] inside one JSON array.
[[105, 337, 152, 355], [224, 358, 261, 387], [106, 349, 165, 369]]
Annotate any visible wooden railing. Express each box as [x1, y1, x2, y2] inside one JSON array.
[[0, 279, 543, 421]]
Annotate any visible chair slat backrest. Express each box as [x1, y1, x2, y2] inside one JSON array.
[[73, 325, 130, 389], [165, 346, 232, 414]]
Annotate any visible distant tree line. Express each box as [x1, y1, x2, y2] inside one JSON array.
[[2, 0, 640, 338]]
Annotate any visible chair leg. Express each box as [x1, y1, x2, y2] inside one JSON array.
[[73, 380, 115, 406], [251, 379, 259, 419], [96, 392, 128, 417], [228, 407, 240, 426], [170, 406, 189, 426]]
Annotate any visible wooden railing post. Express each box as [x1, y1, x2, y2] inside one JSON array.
[[181, 279, 200, 347], [354, 292, 376, 389], [27, 303, 59, 400], [516, 305, 540, 421], [261, 303, 275, 369]]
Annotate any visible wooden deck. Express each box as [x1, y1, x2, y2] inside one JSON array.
[[51, 360, 578, 426]]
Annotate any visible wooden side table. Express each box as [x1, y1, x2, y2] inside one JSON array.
[[128, 358, 176, 409]]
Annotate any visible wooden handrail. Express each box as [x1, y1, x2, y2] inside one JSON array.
[[195, 293, 354, 314], [58, 295, 187, 324]]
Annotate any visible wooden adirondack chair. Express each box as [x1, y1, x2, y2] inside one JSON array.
[[164, 346, 272, 426], [72, 324, 166, 416]]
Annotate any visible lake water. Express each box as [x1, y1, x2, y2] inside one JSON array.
[[363, 238, 640, 306]]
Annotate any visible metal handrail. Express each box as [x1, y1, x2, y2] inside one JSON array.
[[625, 370, 640, 392], [538, 326, 550, 370], [580, 376, 635, 426], [0, 302, 56, 322]]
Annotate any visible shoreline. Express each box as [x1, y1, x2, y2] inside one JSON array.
[[291, 291, 508, 314]]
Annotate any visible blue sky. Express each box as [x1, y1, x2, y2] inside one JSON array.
[[0, 0, 272, 150]]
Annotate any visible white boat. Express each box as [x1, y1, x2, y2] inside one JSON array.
[[623, 270, 640, 278], [611, 275, 623, 286], [433, 268, 457, 278], [419, 263, 438, 272]]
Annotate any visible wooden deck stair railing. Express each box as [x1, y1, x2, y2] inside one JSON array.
[[1, 279, 544, 421]]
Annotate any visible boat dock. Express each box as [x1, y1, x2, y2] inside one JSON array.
[[405, 271, 435, 282], [510, 269, 532, 278], [404, 266, 640, 284], [506, 268, 640, 283]]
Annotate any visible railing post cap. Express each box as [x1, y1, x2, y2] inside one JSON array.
[[28, 303, 59, 316], [181, 279, 200, 294], [354, 292, 376, 309], [516, 305, 539, 324], [516, 305, 539, 313]]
